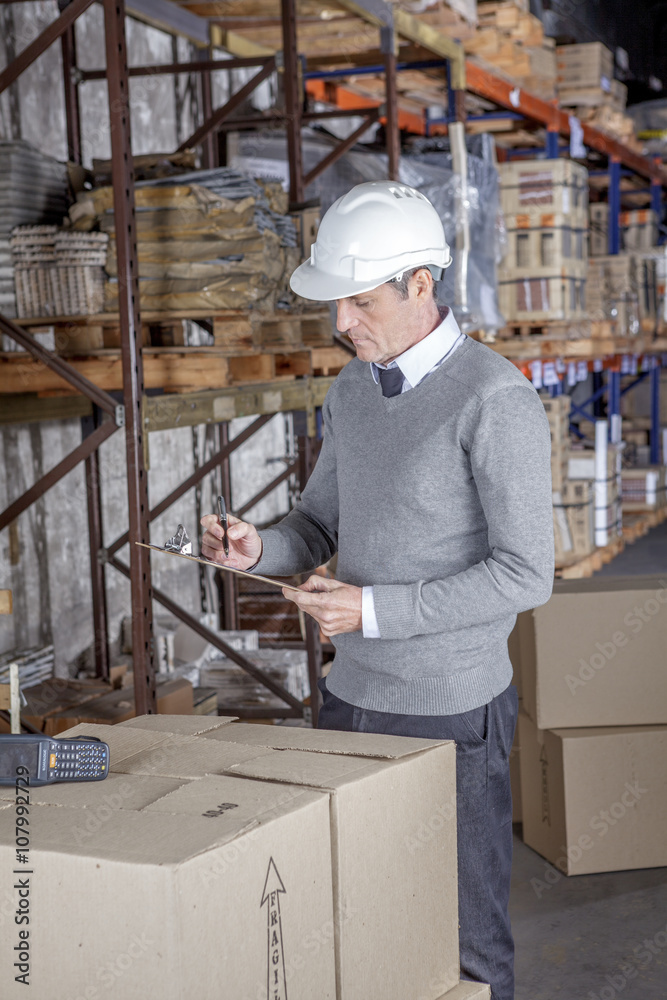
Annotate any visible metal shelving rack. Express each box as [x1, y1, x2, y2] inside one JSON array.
[[0, 0, 665, 720]]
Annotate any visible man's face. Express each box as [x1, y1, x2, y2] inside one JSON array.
[[335, 275, 432, 365]]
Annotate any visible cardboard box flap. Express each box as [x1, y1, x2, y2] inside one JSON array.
[[0, 803, 254, 865], [118, 713, 238, 735], [203, 722, 450, 759], [143, 773, 324, 845], [227, 748, 389, 789], [113, 735, 271, 778], [0, 773, 187, 810], [54, 722, 185, 764], [552, 723, 667, 740]]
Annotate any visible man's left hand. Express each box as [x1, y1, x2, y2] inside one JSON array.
[[282, 577, 362, 636]]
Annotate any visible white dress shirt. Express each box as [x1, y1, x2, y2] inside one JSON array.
[[362, 307, 465, 638]]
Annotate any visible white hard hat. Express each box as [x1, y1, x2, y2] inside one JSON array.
[[290, 180, 452, 301]]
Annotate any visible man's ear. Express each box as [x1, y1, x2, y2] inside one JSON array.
[[411, 267, 434, 303]]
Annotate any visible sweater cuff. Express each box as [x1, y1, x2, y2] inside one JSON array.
[[373, 583, 418, 640]]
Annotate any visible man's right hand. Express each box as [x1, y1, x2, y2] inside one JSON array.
[[200, 513, 262, 571]]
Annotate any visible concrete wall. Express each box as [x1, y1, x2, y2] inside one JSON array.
[[0, 6, 290, 670]]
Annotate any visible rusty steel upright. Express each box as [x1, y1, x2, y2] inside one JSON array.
[[281, 0, 305, 206], [103, 0, 156, 714]]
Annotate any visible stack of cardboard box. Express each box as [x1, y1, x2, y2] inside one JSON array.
[[0, 714, 491, 1000], [498, 159, 588, 323], [511, 576, 667, 876]]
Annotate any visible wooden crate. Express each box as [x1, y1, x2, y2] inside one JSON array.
[[556, 42, 613, 89], [498, 270, 587, 323], [501, 211, 587, 280], [499, 159, 588, 225]]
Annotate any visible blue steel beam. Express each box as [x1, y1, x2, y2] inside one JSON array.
[[608, 157, 621, 255], [546, 128, 559, 159], [650, 363, 661, 464]]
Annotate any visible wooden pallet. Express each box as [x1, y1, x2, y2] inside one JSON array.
[[12, 308, 334, 354], [0, 342, 353, 395], [622, 505, 667, 542], [497, 319, 617, 342], [490, 333, 667, 361], [555, 535, 625, 579]]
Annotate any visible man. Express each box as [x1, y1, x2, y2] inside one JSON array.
[[201, 180, 554, 1000]]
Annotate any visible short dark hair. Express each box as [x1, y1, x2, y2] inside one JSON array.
[[388, 266, 439, 301]]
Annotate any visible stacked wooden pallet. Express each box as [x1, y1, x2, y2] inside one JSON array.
[[556, 42, 641, 152], [467, 1, 557, 100], [498, 158, 589, 325]]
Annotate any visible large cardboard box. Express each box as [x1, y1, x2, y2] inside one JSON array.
[[0, 720, 458, 1000], [519, 712, 667, 875], [0, 744, 337, 999], [519, 575, 667, 729], [199, 722, 459, 1000]]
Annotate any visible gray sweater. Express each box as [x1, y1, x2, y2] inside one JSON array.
[[255, 336, 554, 715]]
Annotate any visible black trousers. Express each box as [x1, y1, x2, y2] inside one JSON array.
[[317, 677, 519, 1000]]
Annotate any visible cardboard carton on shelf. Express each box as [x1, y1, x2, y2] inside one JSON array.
[[518, 575, 667, 729], [621, 466, 667, 510], [23, 676, 194, 735], [519, 711, 667, 875]]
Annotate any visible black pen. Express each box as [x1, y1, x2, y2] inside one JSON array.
[[217, 495, 229, 557]]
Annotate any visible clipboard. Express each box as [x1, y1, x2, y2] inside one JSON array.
[[135, 542, 303, 593]]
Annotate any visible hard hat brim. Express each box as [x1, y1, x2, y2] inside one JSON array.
[[289, 260, 387, 302], [289, 257, 451, 302]]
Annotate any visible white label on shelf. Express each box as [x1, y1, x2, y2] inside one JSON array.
[[593, 359, 604, 372], [576, 360, 588, 382], [567, 361, 577, 386], [530, 360, 543, 388], [569, 116, 586, 159], [543, 361, 559, 386]]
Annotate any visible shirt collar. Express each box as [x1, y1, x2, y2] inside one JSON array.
[[370, 307, 463, 386]]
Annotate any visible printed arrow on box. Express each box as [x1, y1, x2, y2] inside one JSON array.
[[261, 857, 288, 1000]]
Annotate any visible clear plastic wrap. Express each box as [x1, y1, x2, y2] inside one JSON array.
[[235, 129, 506, 332]]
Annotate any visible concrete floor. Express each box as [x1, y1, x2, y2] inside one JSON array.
[[511, 520, 667, 1000]]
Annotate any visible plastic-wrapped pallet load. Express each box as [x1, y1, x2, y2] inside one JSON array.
[[69, 168, 300, 314], [234, 129, 505, 333]]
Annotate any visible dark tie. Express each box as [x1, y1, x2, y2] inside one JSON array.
[[379, 366, 404, 397]]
